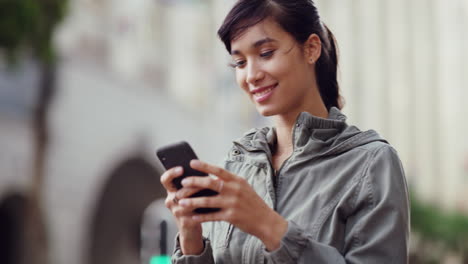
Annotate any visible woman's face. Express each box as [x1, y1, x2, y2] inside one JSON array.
[[230, 18, 319, 117]]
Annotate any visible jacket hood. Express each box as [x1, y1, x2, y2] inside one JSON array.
[[233, 107, 387, 159]]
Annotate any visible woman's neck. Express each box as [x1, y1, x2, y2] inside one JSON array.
[[273, 114, 295, 156]]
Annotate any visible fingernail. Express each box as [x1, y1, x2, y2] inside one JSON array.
[[181, 178, 190, 185], [175, 167, 183, 173], [179, 199, 189, 206], [192, 215, 201, 221], [191, 160, 201, 167]]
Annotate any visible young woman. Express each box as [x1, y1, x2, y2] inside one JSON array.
[[160, 0, 410, 263]]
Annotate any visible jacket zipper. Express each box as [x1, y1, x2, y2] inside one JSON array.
[[271, 123, 299, 209], [272, 154, 292, 210], [235, 125, 299, 263]]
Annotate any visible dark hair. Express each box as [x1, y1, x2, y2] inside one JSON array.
[[217, 0, 342, 110]]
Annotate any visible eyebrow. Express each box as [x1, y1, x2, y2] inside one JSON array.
[[231, 37, 277, 55]]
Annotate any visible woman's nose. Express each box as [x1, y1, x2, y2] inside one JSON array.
[[246, 62, 265, 85]]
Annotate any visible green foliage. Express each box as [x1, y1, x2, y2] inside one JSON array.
[[0, 0, 68, 63], [411, 194, 468, 253]]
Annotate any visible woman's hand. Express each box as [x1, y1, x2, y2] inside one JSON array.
[[177, 159, 288, 251], [160, 166, 204, 255]]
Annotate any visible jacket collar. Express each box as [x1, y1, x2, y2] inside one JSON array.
[[234, 107, 387, 162], [234, 107, 348, 153]]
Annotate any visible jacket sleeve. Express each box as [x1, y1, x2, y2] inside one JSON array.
[[171, 236, 215, 264], [264, 146, 410, 264]]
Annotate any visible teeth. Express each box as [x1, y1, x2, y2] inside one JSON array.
[[254, 88, 272, 96]]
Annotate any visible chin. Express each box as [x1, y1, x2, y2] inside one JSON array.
[[256, 105, 279, 117]]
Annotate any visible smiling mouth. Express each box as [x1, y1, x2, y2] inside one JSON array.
[[254, 87, 274, 96], [251, 84, 277, 95], [251, 83, 277, 103]]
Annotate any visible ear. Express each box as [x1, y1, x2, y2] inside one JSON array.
[[304, 34, 322, 64]]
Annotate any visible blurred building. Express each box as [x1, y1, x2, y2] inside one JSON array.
[[45, 0, 252, 264], [0, 58, 43, 264], [315, 0, 468, 211], [1, 0, 468, 264]]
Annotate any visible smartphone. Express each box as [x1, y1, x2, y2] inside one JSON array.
[[156, 141, 220, 214]]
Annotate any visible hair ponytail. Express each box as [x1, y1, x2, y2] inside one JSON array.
[[316, 23, 342, 110]]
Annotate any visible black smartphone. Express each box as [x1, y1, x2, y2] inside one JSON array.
[[156, 141, 220, 214]]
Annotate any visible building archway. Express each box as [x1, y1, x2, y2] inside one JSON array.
[[0, 193, 27, 264], [88, 157, 166, 264]]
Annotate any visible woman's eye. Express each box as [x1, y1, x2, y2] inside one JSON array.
[[260, 50, 274, 58], [230, 60, 246, 68]]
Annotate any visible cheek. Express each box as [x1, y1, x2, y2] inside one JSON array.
[[272, 57, 304, 85], [264, 56, 292, 80], [235, 71, 249, 92]]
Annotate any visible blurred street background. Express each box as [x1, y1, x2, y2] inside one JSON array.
[[0, 0, 467, 263]]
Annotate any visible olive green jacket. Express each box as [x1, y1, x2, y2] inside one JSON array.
[[173, 107, 410, 263]]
